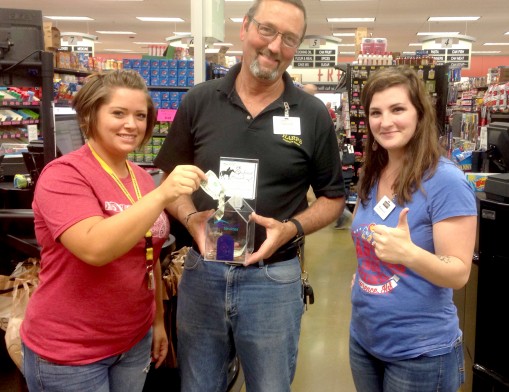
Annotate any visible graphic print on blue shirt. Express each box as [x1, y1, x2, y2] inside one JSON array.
[[352, 223, 406, 294]]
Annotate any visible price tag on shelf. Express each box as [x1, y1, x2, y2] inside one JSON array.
[[157, 109, 176, 122]]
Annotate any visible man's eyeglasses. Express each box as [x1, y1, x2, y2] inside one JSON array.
[[250, 18, 302, 49]]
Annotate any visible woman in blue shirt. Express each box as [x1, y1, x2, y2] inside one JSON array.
[[349, 66, 477, 392]]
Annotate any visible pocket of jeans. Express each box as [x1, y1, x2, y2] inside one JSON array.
[[183, 248, 202, 271], [264, 259, 301, 284]]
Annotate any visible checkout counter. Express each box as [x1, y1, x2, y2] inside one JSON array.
[[471, 173, 509, 391], [457, 173, 509, 392]]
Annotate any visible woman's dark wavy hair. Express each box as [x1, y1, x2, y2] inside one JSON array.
[[72, 69, 156, 147], [358, 66, 446, 206]]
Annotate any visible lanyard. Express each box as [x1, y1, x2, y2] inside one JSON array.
[[88, 143, 155, 289]]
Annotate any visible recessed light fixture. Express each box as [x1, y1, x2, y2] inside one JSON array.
[[427, 16, 480, 22], [136, 17, 184, 22], [333, 33, 356, 37], [327, 18, 375, 23], [416, 32, 460, 36], [44, 16, 93, 21], [96, 31, 136, 35]]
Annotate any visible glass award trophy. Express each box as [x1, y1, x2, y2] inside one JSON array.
[[204, 195, 255, 264]]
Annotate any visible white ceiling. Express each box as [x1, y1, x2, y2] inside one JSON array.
[[7, 0, 509, 56]]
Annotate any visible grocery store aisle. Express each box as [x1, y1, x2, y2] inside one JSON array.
[[292, 224, 357, 392], [241, 224, 358, 392]]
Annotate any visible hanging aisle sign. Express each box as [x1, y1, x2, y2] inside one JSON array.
[[420, 34, 474, 69], [293, 49, 337, 68]]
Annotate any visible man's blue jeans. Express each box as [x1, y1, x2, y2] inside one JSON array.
[[22, 329, 152, 392], [349, 335, 465, 392], [177, 248, 304, 392]]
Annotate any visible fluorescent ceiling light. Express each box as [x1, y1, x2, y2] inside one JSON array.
[[173, 32, 191, 36], [427, 16, 480, 22], [402, 51, 416, 55], [227, 50, 243, 54], [416, 32, 459, 36], [96, 31, 136, 34], [230, 18, 244, 23], [133, 41, 167, 45], [505, 32, 509, 35], [103, 48, 135, 52], [327, 18, 375, 23], [136, 17, 184, 22], [484, 42, 509, 46], [60, 32, 98, 41], [338, 51, 355, 55], [213, 42, 233, 46], [225, 0, 252, 2], [472, 50, 501, 54], [205, 48, 220, 53], [44, 16, 93, 21], [408, 43, 422, 46], [333, 33, 355, 37], [337, 43, 355, 47]]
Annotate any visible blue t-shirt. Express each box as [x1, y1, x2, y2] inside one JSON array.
[[350, 157, 477, 361]]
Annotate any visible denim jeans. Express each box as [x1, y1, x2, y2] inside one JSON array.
[[177, 248, 304, 392], [349, 335, 465, 392], [22, 329, 152, 392]]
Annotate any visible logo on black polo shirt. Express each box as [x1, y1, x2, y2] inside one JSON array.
[[282, 135, 302, 146]]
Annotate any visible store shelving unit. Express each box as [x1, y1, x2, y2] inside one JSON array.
[[346, 63, 451, 175], [0, 51, 54, 173]]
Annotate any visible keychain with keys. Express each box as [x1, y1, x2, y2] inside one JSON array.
[[145, 231, 155, 290], [301, 271, 315, 310], [146, 266, 155, 290]]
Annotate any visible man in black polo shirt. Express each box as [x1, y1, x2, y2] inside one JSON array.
[[154, 0, 345, 390]]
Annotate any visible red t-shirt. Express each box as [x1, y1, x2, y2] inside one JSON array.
[[20, 145, 169, 365]]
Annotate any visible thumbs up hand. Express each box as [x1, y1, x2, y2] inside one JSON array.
[[371, 208, 414, 265]]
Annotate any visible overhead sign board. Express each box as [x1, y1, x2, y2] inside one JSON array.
[[293, 48, 337, 69]]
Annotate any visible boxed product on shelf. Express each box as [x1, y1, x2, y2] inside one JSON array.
[[465, 173, 497, 192], [0, 143, 28, 156], [43, 22, 60, 50], [361, 38, 387, 55]]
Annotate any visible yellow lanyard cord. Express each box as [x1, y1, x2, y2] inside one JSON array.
[[88, 143, 155, 288], [88, 143, 142, 204]]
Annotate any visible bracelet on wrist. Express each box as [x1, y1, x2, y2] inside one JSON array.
[[283, 217, 304, 242], [185, 211, 198, 229]]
